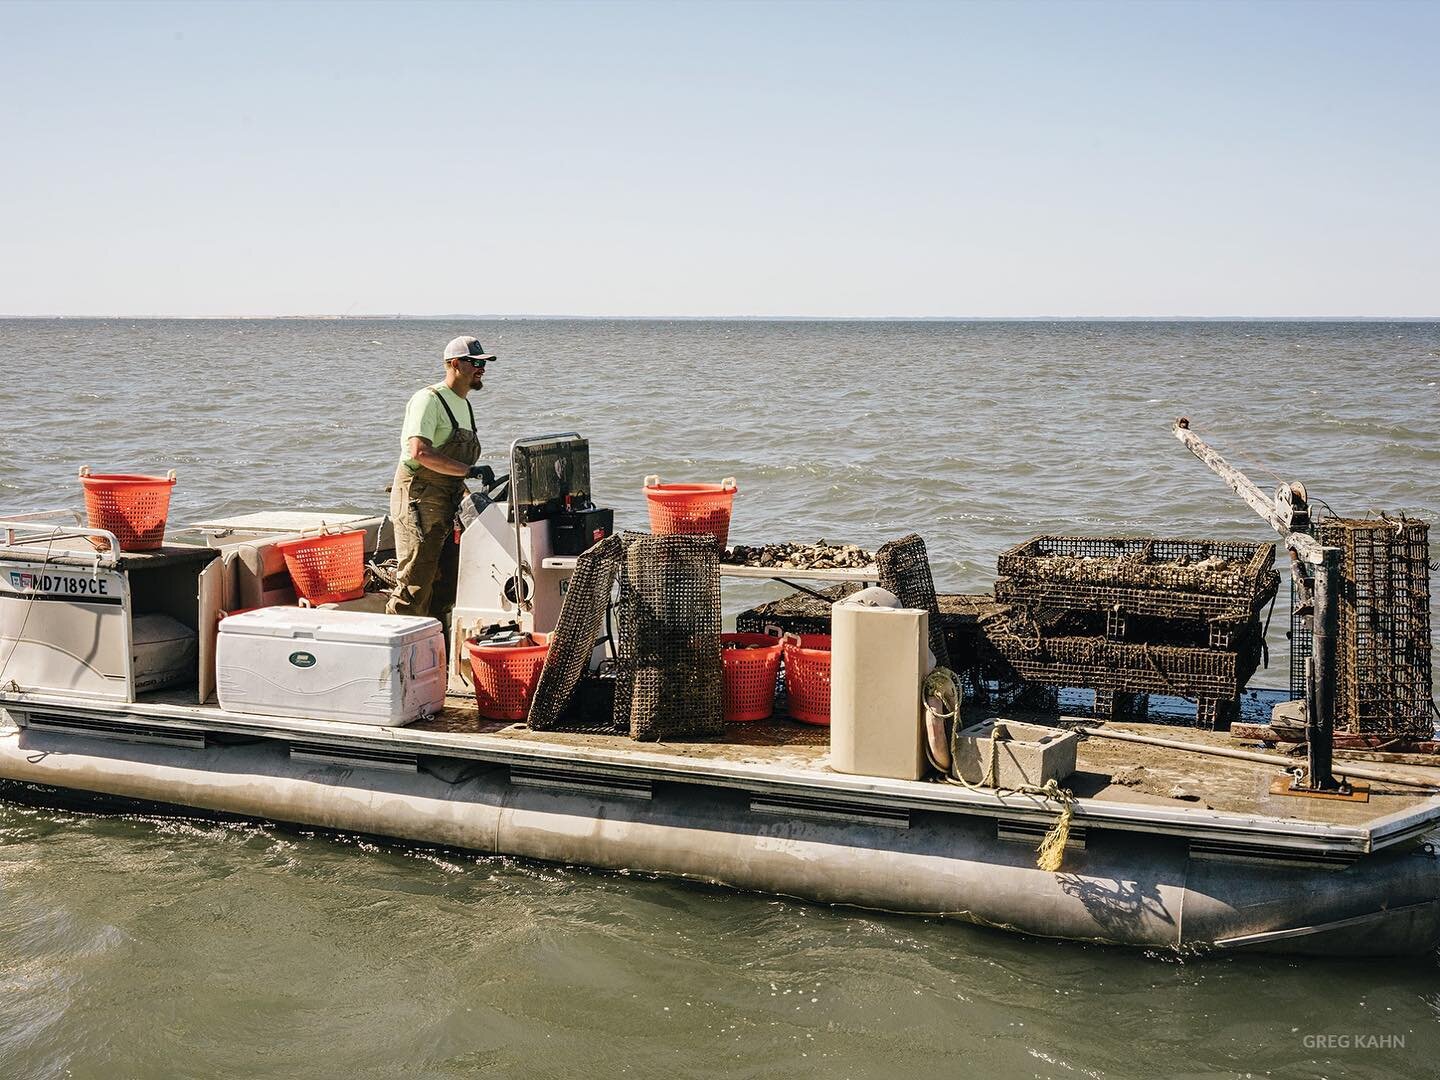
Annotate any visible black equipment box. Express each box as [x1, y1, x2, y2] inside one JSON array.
[[550, 507, 615, 555], [512, 435, 593, 524]]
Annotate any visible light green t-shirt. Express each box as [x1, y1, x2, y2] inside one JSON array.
[[399, 384, 476, 471]]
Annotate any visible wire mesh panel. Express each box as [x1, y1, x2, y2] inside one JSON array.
[[734, 583, 858, 637], [735, 589, 1007, 663], [989, 533, 1275, 727], [876, 533, 951, 669], [935, 594, 1011, 680], [737, 587, 1007, 701], [1319, 518, 1433, 738], [613, 532, 725, 741], [996, 535, 1275, 613], [527, 534, 624, 732], [995, 570, 1279, 624], [982, 609, 1263, 704], [1289, 574, 1312, 701]]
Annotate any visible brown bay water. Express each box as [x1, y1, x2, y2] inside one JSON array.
[[1, 318, 1438, 1078]]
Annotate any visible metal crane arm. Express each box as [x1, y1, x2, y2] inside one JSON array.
[[1170, 417, 1345, 793], [1172, 418, 1325, 565]]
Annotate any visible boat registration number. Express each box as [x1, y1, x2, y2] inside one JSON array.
[[1, 567, 124, 599]]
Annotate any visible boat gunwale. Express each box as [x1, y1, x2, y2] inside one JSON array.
[[6, 688, 1438, 859]]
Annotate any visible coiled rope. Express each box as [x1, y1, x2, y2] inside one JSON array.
[[922, 667, 1076, 872]]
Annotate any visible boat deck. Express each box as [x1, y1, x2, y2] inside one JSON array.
[[410, 697, 1440, 828]]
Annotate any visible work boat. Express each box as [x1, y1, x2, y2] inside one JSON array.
[[2, 432, 1437, 959]]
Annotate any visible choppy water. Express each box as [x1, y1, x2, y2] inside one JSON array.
[[1, 319, 1438, 1077]]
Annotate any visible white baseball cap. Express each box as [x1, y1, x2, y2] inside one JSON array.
[[442, 336, 497, 362]]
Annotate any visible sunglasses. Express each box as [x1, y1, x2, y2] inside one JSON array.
[[456, 357, 487, 369]]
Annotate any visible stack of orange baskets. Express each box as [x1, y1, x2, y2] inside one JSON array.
[[643, 475, 739, 549], [781, 633, 833, 726], [78, 467, 177, 552], [274, 529, 367, 605], [719, 632, 783, 722]]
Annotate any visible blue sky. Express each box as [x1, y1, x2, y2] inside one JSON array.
[[2, 0, 1436, 317]]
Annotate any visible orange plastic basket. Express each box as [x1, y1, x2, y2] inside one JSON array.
[[721, 632, 783, 723], [781, 633, 832, 726], [78, 467, 176, 552], [467, 634, 551, 721], [644, 475, 738, 549], [274, 530, 367, 605]]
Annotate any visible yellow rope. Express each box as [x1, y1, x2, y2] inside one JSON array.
[[1033, 779, 1075, 872]]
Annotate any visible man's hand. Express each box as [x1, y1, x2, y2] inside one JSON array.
[[466, 464, 496, 486]]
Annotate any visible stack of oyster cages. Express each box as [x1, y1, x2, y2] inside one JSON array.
[[987, 535, 1280, 728]]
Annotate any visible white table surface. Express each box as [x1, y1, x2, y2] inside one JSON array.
[[540, 556, 878, 582]]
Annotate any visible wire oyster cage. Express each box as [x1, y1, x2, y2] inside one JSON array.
[[1289, 573, 1313, 701], [995, 535, 1277, 625], [734, 583, 858, 638], [735, 588, 1007, 665], [981, 609, 1265, 728], [1323, 517, 1432, 738]]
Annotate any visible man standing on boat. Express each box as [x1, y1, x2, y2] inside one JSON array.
[[387, 336, 495, 629]]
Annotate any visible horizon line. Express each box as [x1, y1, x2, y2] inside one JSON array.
[[3, 313, 1440, 322]]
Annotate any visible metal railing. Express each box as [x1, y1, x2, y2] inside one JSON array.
[[0, 511, 122, 567]]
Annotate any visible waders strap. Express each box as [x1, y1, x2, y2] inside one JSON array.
[[427, 387, 476, 436]]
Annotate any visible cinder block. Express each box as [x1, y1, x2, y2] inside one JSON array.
[[953, 719, 1077, 788]]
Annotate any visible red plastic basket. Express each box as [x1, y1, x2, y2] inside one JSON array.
[[644, 475, 738, 549], [721, 632, 783, 723], [78, 467, 176, 552], [781, 633, 832, 726], [274, 530, 367, 605], [467, 634, 551, 721]]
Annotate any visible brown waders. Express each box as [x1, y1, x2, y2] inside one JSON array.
[[387, 389, 482, 634]]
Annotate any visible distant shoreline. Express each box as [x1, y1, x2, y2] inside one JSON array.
[[3, 314, 1439, 323]]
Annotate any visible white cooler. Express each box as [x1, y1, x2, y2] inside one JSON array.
[[216, 607, 446, 726]]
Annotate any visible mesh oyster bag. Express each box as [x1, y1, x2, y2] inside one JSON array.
[[613, 531, 725, 741], [526, 534, 624, 732], [876, 533, 951, 669]]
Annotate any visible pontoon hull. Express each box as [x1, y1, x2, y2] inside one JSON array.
[[3, 729, 1436, 957]]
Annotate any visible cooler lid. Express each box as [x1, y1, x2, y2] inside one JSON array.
[[218, 606, 441, 645]]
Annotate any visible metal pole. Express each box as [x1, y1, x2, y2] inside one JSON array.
[[510, 442, 532, 613], [1075, 726, 1437, 790], [1304, 546, 1345, 791]]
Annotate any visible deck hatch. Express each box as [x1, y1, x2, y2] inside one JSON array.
[[1187, 839, 1357, 869], [509, 765, 654, 801], [996, 819, 1088, 851], [21, 711, 208, 749], [750, 795, 911, 829], [289, 743, 419, 773]]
